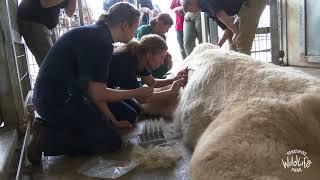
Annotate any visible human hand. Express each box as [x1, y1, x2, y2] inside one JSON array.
[[111, 120, 133, 129], [218, 28, 233, 47], [173, 67, 189, 82], [170, 78, 186, 94]]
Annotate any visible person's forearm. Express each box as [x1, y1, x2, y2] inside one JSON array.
[[215, 10, 237, 34], [218, 29, 232, 47], [103, 88, 139, 102], [89, 82, 139, 102], [40, 0, 64, 8], [154, 78, 174, 88], [65, 0, 77, 17], [172, 6, 183, 12], [148, 89, 174, 102], [218, 35, 228, 47], [95, 102, 117, 122]]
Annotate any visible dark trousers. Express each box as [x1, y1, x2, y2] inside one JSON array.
[[108, 98, 141, 124], [177, 30, 186, 59], [18, 18, 53, 66], [37, 95, 140, 156]]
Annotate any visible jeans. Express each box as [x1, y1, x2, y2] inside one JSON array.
[[234, 0, 267, 55], [176, 30, 186, 59], [183, 12, 202, 56]]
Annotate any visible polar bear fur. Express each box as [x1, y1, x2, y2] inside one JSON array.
[[172, 44, 320, 179]]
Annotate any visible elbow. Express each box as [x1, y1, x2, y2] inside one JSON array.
[[40, 0, 51, 8], [65, 9, 76, 17], [65, 12, 74, 18]]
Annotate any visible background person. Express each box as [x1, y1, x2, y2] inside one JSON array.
[[183, 0, 266, 55], [18, 0, 77, 65], [170, 0, 187, 59], [136, 13, 174, 79], [103, 35, 187, 126]]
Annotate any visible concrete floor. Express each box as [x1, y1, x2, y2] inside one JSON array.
[[285, 66, 320, 79], [22, 119, 192, 180]]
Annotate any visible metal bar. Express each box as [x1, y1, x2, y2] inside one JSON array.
[[208, 18, 218, 44], [16, 54, 25, 59], [256, 27, 270, 34], [299, 0, 306, 57], [251, 49, 271, 53], [270, 0, 281, 64], [78, 0, 84, 26], [200, 12, 209, 43], [15, 120, 31, 180], [19, 72, 28, 81], [0, 0, 26, 127]]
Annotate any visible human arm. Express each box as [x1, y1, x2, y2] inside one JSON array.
[[95, 102, 133, 129], [40, 0, 64, 7], [142, 67, 188, 88], [140, 7, 153, 16], [89, 82, 151, 128], [218, 28, 233, 47], [215, 10, 238, 34], [142, 78, 185, 103], [88, 81, 153, 103], [170, 0, 183, 12], [64, 0, 77, 17], [172, 6, 184, 12]]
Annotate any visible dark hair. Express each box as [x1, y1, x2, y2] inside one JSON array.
[[115, 34, 168, 56], [150, 13, 174, 27], [98, 2, 140, 27]]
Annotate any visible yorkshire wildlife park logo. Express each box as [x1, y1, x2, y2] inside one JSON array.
[[281, 149, 312, 173]]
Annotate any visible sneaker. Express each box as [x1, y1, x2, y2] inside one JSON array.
[[27, 119, 46, 165]]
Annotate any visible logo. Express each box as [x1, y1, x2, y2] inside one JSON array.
[[281, 149, 312, 173]]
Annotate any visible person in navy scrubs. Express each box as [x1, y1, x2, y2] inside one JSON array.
[[105, 34, 188, 122], [29, 3, 153, 165]]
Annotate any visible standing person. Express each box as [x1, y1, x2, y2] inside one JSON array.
[[183, 0, 266, 55], [136, 13, 174, 79], [107, 34, 187, 110], [170, 0, 187, 59], [103, 0, 134, 12], [137, 0, 155, 26], [18, 0, 77, 65], [183, 11, 202, 56], [28, 3, 153, 165]]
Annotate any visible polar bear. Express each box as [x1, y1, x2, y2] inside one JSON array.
[[173, 44, 320, 179]]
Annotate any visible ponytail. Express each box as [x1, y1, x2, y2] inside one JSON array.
[[113, 40, 140, 54], [115, 35, 167, 57]]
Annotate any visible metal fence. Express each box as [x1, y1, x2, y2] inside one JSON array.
[[251, 5, 271, 63]]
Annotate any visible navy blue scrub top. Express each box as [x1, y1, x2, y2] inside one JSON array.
[[33, 21, 113, 112], [18, 0, 69, 29], [198, 0, 244, 30], [108, 51, 151, 89]]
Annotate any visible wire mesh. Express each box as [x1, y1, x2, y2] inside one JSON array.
[[251, 5, 271, 62]]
